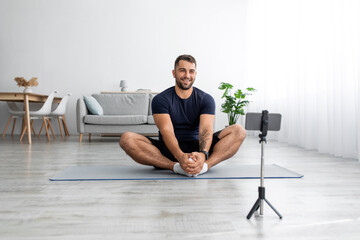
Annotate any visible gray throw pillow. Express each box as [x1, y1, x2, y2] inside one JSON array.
[[83, 96, 104, 115]]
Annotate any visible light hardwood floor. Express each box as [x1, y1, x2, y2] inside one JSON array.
[[0, 135, 360, 240]]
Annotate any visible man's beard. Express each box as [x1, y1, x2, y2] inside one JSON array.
[[175, 77, 194, 90]]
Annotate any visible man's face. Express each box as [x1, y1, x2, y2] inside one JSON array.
[[173, 60, 197, 90]]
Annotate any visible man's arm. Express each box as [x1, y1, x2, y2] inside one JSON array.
[[199, 114, 215, 152], [153, 113, 190, 165], [187, 114, 215, 174]]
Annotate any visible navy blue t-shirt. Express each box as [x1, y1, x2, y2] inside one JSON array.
[[152, 86, 215, 142]]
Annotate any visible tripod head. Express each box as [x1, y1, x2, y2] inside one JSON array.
[[259, 110, 269, 143], [245, 110, 282, 144]]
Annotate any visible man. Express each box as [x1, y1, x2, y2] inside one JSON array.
[[119, 54, 246, 177]]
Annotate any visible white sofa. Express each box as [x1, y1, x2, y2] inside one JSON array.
[[76, 93, 158, 142]]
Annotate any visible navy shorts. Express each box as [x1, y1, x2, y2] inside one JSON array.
[[147, 130, 221, 162]]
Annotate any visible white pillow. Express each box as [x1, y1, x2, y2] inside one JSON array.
[[83, 96, 104, 115]]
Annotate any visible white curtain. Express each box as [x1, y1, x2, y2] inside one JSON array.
[[245, 0, 360, 160]]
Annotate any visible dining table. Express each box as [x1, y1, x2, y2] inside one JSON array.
[[0, 92, 62, 144]]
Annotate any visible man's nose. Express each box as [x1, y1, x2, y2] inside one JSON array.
[[185, 71, 191, 78]]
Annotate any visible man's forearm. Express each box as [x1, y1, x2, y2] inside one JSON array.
[[199, 128, 213, 152], [161, 131, 184, 160], [153, 114, 184, 161]]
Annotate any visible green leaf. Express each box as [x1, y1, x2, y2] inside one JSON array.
[[218, 82, 233, 90], [218, 82, 226, 90], [234, 90, 243, 99], [219, 82, 234, 98]]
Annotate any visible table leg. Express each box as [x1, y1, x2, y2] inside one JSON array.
[[24, 94, 32, 144]]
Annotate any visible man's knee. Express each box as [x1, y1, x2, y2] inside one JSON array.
[[119, 132, 136, 150], [232, 124, 247, 142]]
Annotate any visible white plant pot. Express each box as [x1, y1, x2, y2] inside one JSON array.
[[23, 87, 32, 93]]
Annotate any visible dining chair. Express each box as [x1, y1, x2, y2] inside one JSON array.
[[19, 90, 59, 142], [2, 102, 53, 138], [38, 93, 71, 138], [1, 102, 35, 137]]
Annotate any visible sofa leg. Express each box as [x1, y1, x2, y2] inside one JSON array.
[[89, 133, 91, 142], [79, 133, 83, 143]]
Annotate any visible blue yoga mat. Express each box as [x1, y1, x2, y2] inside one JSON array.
[[50, 164, 303, 181]]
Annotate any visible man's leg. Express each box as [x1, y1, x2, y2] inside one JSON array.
[[119, 132, 176, 170], [207, 124, 246, 169]]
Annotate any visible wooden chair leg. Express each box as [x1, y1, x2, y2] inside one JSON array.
[[21, 118, 25, 134], [79, 133, 83, 143], [47, 118, 55, 140], [57, 117, 64, 137], [62, 115, 70, 136], [46, 118, 51, 135], [11, 118, 17, 136], [30, 120, 36, 136], [45, 120, 50, 133], [2, 116, 12, 138], [38, 121, 45, 137], [20, 124, 27, 142], [42, 116, 50, 141]]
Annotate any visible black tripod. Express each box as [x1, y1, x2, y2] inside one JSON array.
[[246, 110, 282, 219]]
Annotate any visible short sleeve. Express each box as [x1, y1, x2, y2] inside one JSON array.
[[200, 94, 215, 115], [152, 94, 170, 114]]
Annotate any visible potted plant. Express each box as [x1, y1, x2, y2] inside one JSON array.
[[14, 77, 39, 93], [218, 82, 256, 125]]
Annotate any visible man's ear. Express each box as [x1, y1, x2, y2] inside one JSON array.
[[172, 69, 176, 78]]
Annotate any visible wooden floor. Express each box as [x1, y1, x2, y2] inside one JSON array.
[[0, 135, 360, 240]]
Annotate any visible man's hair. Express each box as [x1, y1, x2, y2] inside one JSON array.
[[174, 54, 197, 69]]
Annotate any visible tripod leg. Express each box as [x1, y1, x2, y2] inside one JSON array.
[[247, 198, 261, 219], [264, 198, 283, 219]]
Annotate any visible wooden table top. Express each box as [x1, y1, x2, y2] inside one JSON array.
[[0, 92, 62, 103]]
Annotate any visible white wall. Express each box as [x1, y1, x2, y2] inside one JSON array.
[[0, 0, 248, 134]]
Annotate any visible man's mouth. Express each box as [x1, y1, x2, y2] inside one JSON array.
[[181, 79, 191, 84]]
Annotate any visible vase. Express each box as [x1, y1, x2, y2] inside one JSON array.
[[23, 87, 32, 93]]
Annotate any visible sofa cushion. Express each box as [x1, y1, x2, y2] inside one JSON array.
[[83, 96, 104, 115], [147, 116, 155, 124], [148, 93, 157, 115], [84, 115, 147, 125], [92, 94, 149, 115]]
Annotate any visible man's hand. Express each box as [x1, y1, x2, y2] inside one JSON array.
[[176, 153, 194, 173], [184, 152, 206, 175]]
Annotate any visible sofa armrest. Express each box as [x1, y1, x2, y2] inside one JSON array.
[[76, 98, 88, 133]]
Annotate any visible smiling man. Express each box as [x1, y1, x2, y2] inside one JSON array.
[[119, 54, 246, 177]]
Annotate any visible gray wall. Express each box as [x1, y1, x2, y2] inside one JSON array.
[[0, 0, 248, 134]]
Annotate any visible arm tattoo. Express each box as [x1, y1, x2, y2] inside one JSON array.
[[199, 129, 211, 151]]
